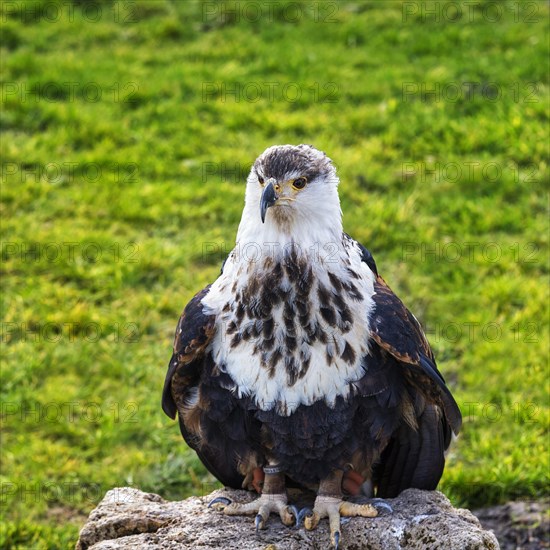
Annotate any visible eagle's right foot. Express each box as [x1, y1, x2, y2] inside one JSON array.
[[208, 469, 298, 532], [210, 492, 297, 531]]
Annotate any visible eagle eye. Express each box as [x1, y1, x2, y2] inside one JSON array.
[[292, 177, 307, 190], [257, 174, 265, 185]]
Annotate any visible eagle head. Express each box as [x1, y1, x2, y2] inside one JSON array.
[[242, 145, 341, 231]]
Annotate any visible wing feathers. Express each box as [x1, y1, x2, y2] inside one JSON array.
[[162, 285, 214, 419], [370, 276, 433, 365], [376, 404, 445, 497], [368, 273, 462, 436], [355, 240, 461, 495]]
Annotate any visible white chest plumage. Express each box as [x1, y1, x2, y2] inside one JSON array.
[[202, 237, 375, 415]]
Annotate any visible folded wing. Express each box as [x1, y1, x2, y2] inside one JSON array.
[[356, 242, 461, 497], [162, 285, 247, 489]]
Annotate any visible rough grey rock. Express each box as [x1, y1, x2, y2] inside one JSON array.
[[76, 487, 500, 549]]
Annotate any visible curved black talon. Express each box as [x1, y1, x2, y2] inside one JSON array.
[[370, 498, 393, 514], [255, 513, 263, 533], [333, 530, 340, 550], [289, 505, 300, 527], [297, 507, 312, 527], [208, 496, 232, 508]]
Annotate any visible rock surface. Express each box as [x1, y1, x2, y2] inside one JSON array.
[[76, 487, 500, 549]]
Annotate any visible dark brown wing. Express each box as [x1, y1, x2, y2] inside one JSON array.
[[162, 285, 214, 420], [162, 285, 246, 489], [370, 275, 462, 435], [354, 242, 461, 497]]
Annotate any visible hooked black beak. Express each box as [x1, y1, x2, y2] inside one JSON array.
[[260, 181, 278, 223]]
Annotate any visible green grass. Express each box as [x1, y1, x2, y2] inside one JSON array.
[[1, 0, 548, 547]]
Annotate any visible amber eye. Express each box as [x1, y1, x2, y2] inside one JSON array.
[[292, 177, 307, 190], [258, 174, 265, 185]]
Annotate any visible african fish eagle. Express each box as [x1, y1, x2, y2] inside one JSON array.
[[162, 144, 461, 548]]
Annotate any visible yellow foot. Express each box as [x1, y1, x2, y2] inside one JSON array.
[[209, 493, 298, 531], [302, 496, 377, 548]]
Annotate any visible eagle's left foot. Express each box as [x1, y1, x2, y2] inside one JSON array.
[[208, 469, 298, 532], [302, 471, 377, 549]]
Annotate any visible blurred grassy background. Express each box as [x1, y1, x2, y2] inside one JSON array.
[[1, 0, 548, 547]]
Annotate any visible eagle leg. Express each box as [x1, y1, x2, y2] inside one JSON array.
[[210, 470, 297, 531], [303, 470, 377, 548]]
